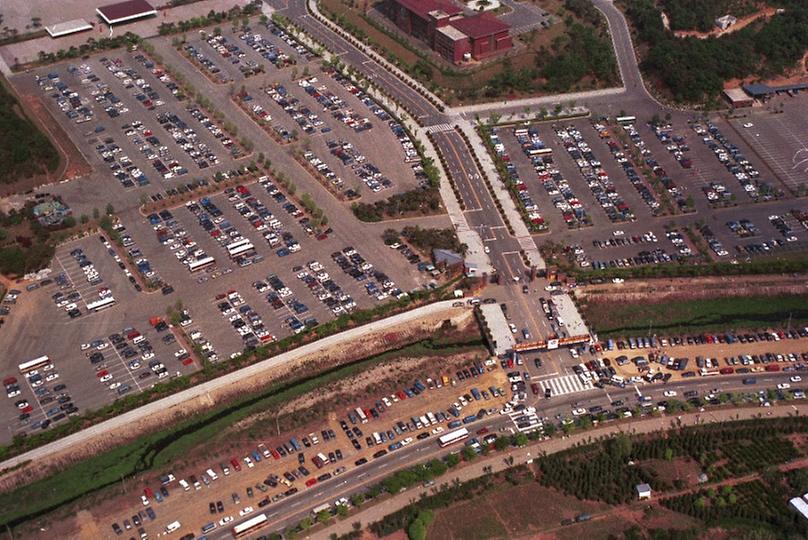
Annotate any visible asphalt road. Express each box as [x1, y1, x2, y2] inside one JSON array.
[[212, 370, 801, 538]]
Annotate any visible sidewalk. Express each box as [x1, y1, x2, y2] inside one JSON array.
[[309, 403, 808, 539], [453, 119, 546, 271]]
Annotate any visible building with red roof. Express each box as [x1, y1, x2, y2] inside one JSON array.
[[96, 0, 157, 26], [387, 0, 511, 63]]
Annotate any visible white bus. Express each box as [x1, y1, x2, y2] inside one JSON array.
[[354, 407, 368, 424], [311, 502, 331, 516], [86, 296, 116, 312], [188, 256, 215, 273], [19, 355, 50, 374], [232, 513, 267, 538], [228, 242, 255, 258], [226, 237, 252, 253], [616, 115, 637, 124], [438, 427, 469, 448]]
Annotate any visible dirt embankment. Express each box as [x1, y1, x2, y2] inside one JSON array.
[[0, 307, 476, 493], [576, 274, 808, 303]]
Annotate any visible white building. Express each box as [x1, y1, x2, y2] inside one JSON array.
[[636, 483, 652, 500], [715, 15, 737, 30]]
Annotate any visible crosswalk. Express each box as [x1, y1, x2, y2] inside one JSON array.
[[537, 374, 594, 397], [425, 123, 453, 134]]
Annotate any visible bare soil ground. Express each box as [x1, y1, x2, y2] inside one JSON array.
[[639, 457, 702, 487], [0, 307, 476, 493], [576, 274, 808, 303]]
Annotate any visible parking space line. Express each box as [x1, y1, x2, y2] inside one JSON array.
[[107, 341, 143, 394]]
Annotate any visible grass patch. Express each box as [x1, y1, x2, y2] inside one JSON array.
[[0, 336, 482, 529], [582, 293, 808, 337]]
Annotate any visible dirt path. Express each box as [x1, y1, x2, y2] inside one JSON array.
[[673, 7, 778, 40]]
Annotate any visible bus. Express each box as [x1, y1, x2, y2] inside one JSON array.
[[232, 513, 267, 538], [226, 237, 252, 253], [228, 242, 255, 258], [438, 427, 469, 447], [311, 502, 331, 516], [188, 256, 215, 273], [615, 115, 637, 124], [86, 296, 116, 312], [526, 147, 553, 157], [19, 355, 50, 374]]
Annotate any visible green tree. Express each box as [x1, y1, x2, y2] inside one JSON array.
[[105, 203, 114, 215]]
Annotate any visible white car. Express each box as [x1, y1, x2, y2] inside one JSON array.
[[571, 408, 586, 416], [778, 383, 791, 390], [239, 507, 254, 517], [109, 382, 121, 390], [80, 343, 92, 351], [243, 456, 254, 468], [742, 122, 754, 128], [174, 349, 188, 358], [141, 495, 149, 506], [790, 376, 802, 383], [100, 374, 113, 383], [508, 323, 517, 334], [613, 230, 624, 236], [663, 390, 677, 397], [218, 516, 233, 526], [484, 245, 490, 253], [45, 373, 59, 382]]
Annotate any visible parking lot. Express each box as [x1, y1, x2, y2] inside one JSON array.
[[0, 19, 444, 444], [99, 359, 508, 539]]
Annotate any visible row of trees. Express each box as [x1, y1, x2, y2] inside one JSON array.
[[157, 3, 261, 36], [351, 187, 442, 221], [382, 226, 467, 256]]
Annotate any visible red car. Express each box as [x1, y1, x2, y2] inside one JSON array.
[[305, 478, 317, 488], [144, 487, 154, 500], [270, 449, 281, 460], [230, 458, 242, 472], [96, 370, 109, 378], [2, 376, 17, 386], [181, 357, 194, 366]]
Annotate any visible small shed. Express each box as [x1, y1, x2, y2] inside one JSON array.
[[636, 483, 652, 500]]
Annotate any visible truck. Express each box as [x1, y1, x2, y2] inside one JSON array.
[[312, 453, 329, 469], [258, 443, 271, 459], [426, 412, 438, 425], [354, 407, 368, 424], [289, 437, 302, 452], [419, 415, 430, 427]]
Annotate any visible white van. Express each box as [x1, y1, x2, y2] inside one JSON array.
[[206, 468, 219, 481], [165, 521, 181, 533]]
